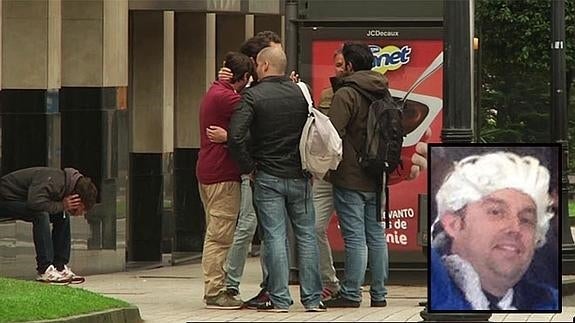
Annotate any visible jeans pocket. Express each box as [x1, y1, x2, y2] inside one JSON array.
[[255, 172, 281, 190]]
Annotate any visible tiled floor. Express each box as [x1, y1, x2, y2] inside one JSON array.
[[74, 257, 575, 322]]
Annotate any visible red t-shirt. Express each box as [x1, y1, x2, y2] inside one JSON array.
[[196, 81, 242, 185]]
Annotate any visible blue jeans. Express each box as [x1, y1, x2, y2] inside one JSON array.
[[225, 175, 269, 292], [0, 201, 71, 274], [333, 186, 388, 302], [313, 178, 340, 292], [253, 171, 322, 309]]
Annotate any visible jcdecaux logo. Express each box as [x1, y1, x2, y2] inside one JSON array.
[[369, 44, 411, 74]]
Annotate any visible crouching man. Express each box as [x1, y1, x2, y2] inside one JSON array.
[[0, 167, 97, 284]]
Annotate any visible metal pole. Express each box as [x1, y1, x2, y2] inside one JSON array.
[[285, 0, 298, 74], [551, 0, 575, 274], [421, 0, 490, 319], [474, 34, 481, 143], [284, 0, 300, 284], [440, 0, 474, 144]]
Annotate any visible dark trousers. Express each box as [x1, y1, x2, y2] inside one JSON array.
[[0, 201, 71, 274]]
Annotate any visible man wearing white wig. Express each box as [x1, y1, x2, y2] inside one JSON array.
[[430, 151, 558, 311]]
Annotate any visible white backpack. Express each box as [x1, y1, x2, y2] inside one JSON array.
[[297, 82, 343, 179]]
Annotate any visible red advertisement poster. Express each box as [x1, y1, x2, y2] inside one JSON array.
[[311, 39, 443, 252]]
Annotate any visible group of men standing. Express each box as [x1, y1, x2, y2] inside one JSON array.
[[196, 31, 425, 312]]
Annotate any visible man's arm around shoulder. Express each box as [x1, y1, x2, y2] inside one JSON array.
[[228, 91, 256, 174]]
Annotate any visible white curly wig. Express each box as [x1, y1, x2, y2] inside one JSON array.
[[431, 151, 554, 250]]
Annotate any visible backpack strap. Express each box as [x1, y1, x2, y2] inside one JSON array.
[[384, 172, 390, 230], [296, 82, 314, 115], [296, 82, 315, 182]]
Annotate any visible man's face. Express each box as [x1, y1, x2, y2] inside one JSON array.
[[442, 188, 538, 294], [334, 53, 345, 77]]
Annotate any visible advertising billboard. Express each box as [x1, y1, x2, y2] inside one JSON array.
[[300, 26, 443, 260]]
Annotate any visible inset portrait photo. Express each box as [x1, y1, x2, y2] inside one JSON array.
[[428, 144, 561, 313]]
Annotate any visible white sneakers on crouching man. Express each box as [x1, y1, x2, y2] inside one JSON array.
[[36, 265, 70, 285], [35, 264, 86, 285], [58, 265, 86, 284]]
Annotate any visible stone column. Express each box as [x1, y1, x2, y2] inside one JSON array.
[[60, 0, 128, 263], [128, 10, 174, 261], [1, 0, 61, 174], [245, 14, 254, 39], [172, 12, 215, 253]]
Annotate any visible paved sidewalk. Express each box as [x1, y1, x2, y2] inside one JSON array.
[[75, 257, 575, 322]]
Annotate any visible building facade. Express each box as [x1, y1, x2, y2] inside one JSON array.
[[0, 0, 283, 278]]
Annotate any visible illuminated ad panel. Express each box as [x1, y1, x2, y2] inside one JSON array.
[[301, 27, 442, 252]]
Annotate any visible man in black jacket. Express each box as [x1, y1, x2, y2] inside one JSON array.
[[0, 167, 98, 284], [228, 46, 324, 313]]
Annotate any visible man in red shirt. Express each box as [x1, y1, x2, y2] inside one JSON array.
[[196, 52, 253, 309]]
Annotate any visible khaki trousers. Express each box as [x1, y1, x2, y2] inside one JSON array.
[[199, 181, 241, 297]]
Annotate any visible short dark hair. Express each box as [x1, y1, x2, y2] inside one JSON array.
[[239, 36, 270, 60], [224, 52, 254, 83], [74, 177, 98, 211], [255, 30, 281, 44], [342, 42, 374, 72]]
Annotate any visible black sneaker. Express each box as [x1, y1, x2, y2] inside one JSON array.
[[244, 289, 270, 309], [324, 295, 360, 308], [305, 301, 327, 312], [257, 300, 288, 313], [371, 299, 387, 307]]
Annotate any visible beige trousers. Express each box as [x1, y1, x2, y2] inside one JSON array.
[[199, 181, 241, 297]]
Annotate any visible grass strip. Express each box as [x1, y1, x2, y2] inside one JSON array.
[[0, 277, 130, 322]]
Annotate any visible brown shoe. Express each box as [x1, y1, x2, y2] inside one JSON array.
[[205, 290, 243, 310]]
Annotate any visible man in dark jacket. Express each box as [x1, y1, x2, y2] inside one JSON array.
[[324, 42, 389, 308], [0, 167, 98, 284], [213, 32, 281, 309], [228, 46, 324, 313]]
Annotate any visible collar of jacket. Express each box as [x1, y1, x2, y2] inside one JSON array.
[[330, 75, 346, 92], [431, 248, 559, 310], [258, 75, 290, 83]]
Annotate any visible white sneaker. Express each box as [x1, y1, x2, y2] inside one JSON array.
[[36, 265, 70, 285], [57, 265, 85, 284]]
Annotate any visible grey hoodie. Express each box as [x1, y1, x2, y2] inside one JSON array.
[[0, 167, 83, 215]]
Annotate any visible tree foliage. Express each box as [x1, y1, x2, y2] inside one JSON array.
[[475, 0, 575, 168]]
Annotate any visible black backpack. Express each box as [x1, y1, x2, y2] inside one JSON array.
[[343, 82, 405, 226], [344, 83, 405, 177]]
